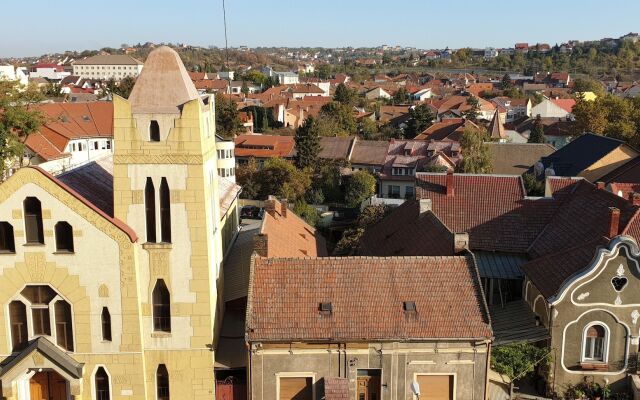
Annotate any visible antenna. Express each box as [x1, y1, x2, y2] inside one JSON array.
[[222, 0, 231, 86]]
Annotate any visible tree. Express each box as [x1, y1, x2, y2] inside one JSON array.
[[0, 81, 45, 180], [405, 104, 435, 139], [214, 93, 243, 138], [522, 172, 544, 196], [462, 96, 481, 120], [500, 73, 513, 90], [333, 83, 358, 106], [241, 81, 249, 95], [293, 200, 319, 226], [457, 127, 492, 174], [528, 115, 546, 143], [334, 204, 390, 255], [491, 342, 550, 397], [345, 170, 376, 207], [236, 158, 260, 199], [316, 64, 331, 80], [105, 76, 136, 99], [294, 117, 321, 169], [572, 77, 605, 97], [257, 157, 311, 202], [392, 87, 409, 104], [318, 101, 357, 136]]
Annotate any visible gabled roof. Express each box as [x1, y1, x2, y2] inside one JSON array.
[[58, 156, 114, 217], [234, 134, 295, 158], [600, 156, 640, 184], [358, 200, 454, 257], [0, 337, 83, 379], [551, 98, 576, 113], [258, 197, 327, 257], [128, 46, 200, 114], [488, 109, 507, 140], [319, 136, 355, 160], [538, 133, 635, 178], [416, 173, 558, 252], [246, 255, 492, 341], [350, 139, 389, 166], [486, 142, 555, 175]]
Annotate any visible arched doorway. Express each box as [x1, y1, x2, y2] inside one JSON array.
[[29, 370, 68, 400]]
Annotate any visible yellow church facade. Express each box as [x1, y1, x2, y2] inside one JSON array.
[[0, 46, 240, 400]]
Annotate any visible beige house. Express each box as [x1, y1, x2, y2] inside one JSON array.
[[0, 46, 240, 399], [72, 55, 143, 81]]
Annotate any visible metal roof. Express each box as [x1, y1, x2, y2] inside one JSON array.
[[474, 251, 527, 280]]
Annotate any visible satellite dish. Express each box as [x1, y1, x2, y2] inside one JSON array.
[[411, 381, 420, 395]]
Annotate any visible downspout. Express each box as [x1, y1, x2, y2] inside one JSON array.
[[485, 341, 492, 400], [472, 346, 477, 400]]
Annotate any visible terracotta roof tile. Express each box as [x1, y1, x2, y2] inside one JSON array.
[[234, 134, 295, 158], [247, 255, 492, 341]]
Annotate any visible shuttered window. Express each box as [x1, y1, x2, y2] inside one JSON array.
[[279, 377, 312, 400], [416, 375, 454, 400]]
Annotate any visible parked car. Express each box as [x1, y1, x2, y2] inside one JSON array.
[[241, 205, 263, 219]]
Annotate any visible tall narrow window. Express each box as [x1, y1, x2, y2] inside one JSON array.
[[23, 197, 44, 244], [9, 301, 28, 351], [0, 222, 15, 252], [55, 221, 74, 252], [150, 120, 160, 142], [101, 307, 112, 341], [145, 178, 156, 243], [22, 285, 55, 336], [157, 364, 170, 400], [95, 367, 110, 400], [152, 280, 171, 332], [55, 300, 74, 351], [160, 178, 171, 243]]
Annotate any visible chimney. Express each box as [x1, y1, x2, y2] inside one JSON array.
[[280, 199, 288, 218], [419, 199, 432, 216], [596, 181, 605, 190], [454, 232, 469, 253], [252, 234, 268, 257], [264, 196, 277, 217], [608, 207, 620, 238], [630, 192, 640, 206], [446, 170, 455, 197]]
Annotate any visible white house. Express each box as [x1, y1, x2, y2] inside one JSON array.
[[365, 87, 391, 100], [29, 64, 70, 80], [412, 88, 432, 101], [0, 65, 28, 86], [530, 98, 575, 119], [72, 55, 143, 80]]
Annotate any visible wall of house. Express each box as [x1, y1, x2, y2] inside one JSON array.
[[248, 341, 490, 400], [72, 64, 143, 80], [380, 180, 415, 199], [0, 168, 146, 399], [542, 239, 640, 395]]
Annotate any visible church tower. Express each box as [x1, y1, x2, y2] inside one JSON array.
[[112, 46, 221, 399]]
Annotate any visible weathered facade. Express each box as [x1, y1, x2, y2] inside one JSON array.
[[246, 256, 493, 400]]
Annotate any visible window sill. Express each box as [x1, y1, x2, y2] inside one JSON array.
[[23, 243, 45, 247], [142, 242, 172, 250], [580, 362, 608, 371], [53, 250, 75, 255], [0, 250, 16, 254], [151, 332, 172, 338]]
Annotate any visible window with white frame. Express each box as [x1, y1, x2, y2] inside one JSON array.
[[582, 323, 608, 362]]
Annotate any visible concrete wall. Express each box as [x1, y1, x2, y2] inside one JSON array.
[[249, 341, 489, 400]]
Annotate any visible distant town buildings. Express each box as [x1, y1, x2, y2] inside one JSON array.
[[72, 54, 143, 80]]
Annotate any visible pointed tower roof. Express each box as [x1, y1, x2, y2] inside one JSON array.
[[488, 109, 507, 140], [128, 46, 200, 114]]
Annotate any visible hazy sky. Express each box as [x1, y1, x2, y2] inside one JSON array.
[[2, 0, 639, 57]]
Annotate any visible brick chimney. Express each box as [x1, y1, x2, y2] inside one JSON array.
[[630, 192, 640, 206], [608, 207, 620, 238], [280, 199, 288, 218], [264, 196, 277, 217], [446, 170, 455, 197], [419, 199, 432, 216], [596, 181, 605, 190]]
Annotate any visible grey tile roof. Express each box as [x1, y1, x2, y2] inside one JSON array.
[[0, 337, 84, 379]]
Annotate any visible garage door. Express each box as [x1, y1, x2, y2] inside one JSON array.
[[416, 375, 453, 400], [279, 377, 313, 400]]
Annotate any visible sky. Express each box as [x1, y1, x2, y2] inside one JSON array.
[[2, 0, 640, 58]]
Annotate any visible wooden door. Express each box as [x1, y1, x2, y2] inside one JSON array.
[[30, 372, 48, 400], [357, 376, 381, 400], [49, 372, 68, 400], [416, 375, 454, 400], [29, 371, 68, 400], [279, 377, 312, 400]]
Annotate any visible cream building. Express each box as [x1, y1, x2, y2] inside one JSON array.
[[72, 55, 143, 81], [0, 46, 240, 400]]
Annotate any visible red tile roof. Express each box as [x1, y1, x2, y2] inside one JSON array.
[[259, 197, 327, 257], [416, 173, 557, 252], [358, 201, 454, 256], [234, 134, 295, 158], [551, 98, 576, 113], [247, 255, 492, 341]]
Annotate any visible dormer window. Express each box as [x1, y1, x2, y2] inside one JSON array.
[[403, 301, 417, 313], [150, 120, 160, 142], [319, 302, 332, 314]]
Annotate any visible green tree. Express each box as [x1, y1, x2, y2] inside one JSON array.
[[241, 81, 249, 95], [316, 64, 331, 80], [293, 200, 319, 226], [360, 118, 379, 140], [236, 158, 260, 199], [572, 77, 605, 97], [491, 343, 550, 396], [528, 115, 546, 143], [405, 104, 435, 139], [334, 204, 390, 255], [457, 127, 492, 174], [345, 170, 376, 207], [462, 96, 481, 120], [294, 117, 321, 169], [105, 76, 136, 99], [0, 81, 45, 179], [215, 92, 243, 138], [333, 83, 358, 106], [522, 172, 544, 196], [500, 73, 513, 90], [257, 157, 311, 202], [392, 87, 409, 104], [318, 101, 357, 136]]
